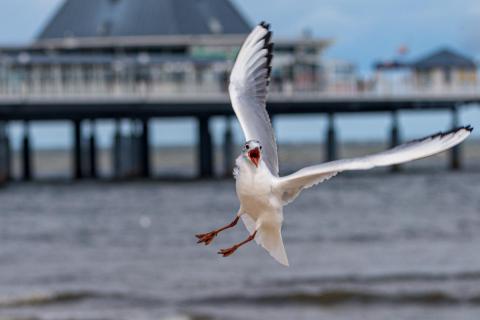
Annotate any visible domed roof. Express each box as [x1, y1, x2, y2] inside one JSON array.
[[413, 48, 476, 70], [38, 0, 251, 40]]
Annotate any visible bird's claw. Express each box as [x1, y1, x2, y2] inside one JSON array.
[[195, 231, 217, 245], [218, 246, 238, 257]]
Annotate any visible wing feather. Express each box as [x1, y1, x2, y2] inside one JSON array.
[[229, 22, 278, 176], [277, 126, 473, 205]]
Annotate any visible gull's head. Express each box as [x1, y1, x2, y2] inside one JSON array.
[[243, 140, 262, 168]]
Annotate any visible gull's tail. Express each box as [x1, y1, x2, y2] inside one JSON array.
[[241, 214, 289, 266]]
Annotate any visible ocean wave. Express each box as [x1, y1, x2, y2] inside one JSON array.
[[268, 270, 480, 286], [191, 289, 480, 306], [0, 290, 162, 308], [0, 291, 102, 308]]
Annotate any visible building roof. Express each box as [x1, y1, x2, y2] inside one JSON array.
[[0, 0, 331, 57], [373, 60, 410, 70], [38, 0, 251, 40], [412, 48, 476, 70]]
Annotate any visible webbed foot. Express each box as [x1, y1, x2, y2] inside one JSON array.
[[195, 231, 217, 245]]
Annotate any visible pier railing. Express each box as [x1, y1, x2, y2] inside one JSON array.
[[0, 69, 479, 100]]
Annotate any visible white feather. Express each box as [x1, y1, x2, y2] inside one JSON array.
[[223, 23, 473, 267], [229, 23, 278, 176], [276, 127, 473, 204]]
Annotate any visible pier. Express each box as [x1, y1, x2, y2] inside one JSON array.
[[0, 92, 477, 182], [0, 0, 478, 183]]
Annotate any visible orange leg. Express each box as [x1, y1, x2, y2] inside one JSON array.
[[196, 216, 240, 245], [218, 231, 257, 257]]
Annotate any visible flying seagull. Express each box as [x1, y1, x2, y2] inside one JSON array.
[[195, 22, 473, 266]]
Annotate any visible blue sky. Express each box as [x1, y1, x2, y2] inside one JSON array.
[[234, 0, 480, 73], [0, 0, 479, 73]]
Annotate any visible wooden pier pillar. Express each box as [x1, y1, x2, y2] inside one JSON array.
[[450, 107, 461, 170], [140, 118, 151, 178], [89, 120, 97, 178], [223, 117, 233, 177], [113, 120, 121, 178], [0, 122, 9, 183], [130, 119, 141, 177], [390, 111, 401, 172], [5, 124, 11, 181], [73, 119, 83, 179], [325, 113, 337, 162], [197, 116, 214, 178], [22, 121, 32, 181]]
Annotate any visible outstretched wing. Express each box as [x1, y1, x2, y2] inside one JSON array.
[[229, 22, 278, 176], [277, 126, 473, 205]]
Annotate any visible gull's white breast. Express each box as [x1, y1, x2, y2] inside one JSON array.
[[235, 156, 281, 221]]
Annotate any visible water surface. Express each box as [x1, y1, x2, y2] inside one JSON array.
[[0, 172, 479, 319]]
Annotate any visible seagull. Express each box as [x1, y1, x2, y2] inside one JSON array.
[[195, 22, 473, 266]]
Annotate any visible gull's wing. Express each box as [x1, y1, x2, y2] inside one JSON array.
[[229, 22, 278, 176], [277, 126, 473, 204]]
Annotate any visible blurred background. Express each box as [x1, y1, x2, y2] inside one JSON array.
[[0, 0, 479, 319]]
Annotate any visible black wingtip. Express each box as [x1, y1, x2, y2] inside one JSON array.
[[257, 22, 273, 81], [266, 53, 273, 66], [451, 125, 473, 133], [408, 126, 473, 144], [259, 21, 271, 30], [263, 31, 272, 46], [433, 126, 472, 138]]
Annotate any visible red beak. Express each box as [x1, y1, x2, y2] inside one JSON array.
[[248, 148, 260, 167]]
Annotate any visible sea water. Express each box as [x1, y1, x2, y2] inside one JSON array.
[[0, 171, 479, 319]]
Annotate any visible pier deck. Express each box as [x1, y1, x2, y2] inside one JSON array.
[[0, 93, 478, 120]]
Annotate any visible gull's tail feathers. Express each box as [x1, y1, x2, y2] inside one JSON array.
[[240, 214, 289, 266], [258, 224, 289, 266]]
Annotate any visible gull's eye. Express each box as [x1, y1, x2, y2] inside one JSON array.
[[245, 145, 250, 150], [260, 146, 263, 150]]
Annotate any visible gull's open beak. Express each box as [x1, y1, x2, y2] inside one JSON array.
[[248, 148, 260, 167]]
